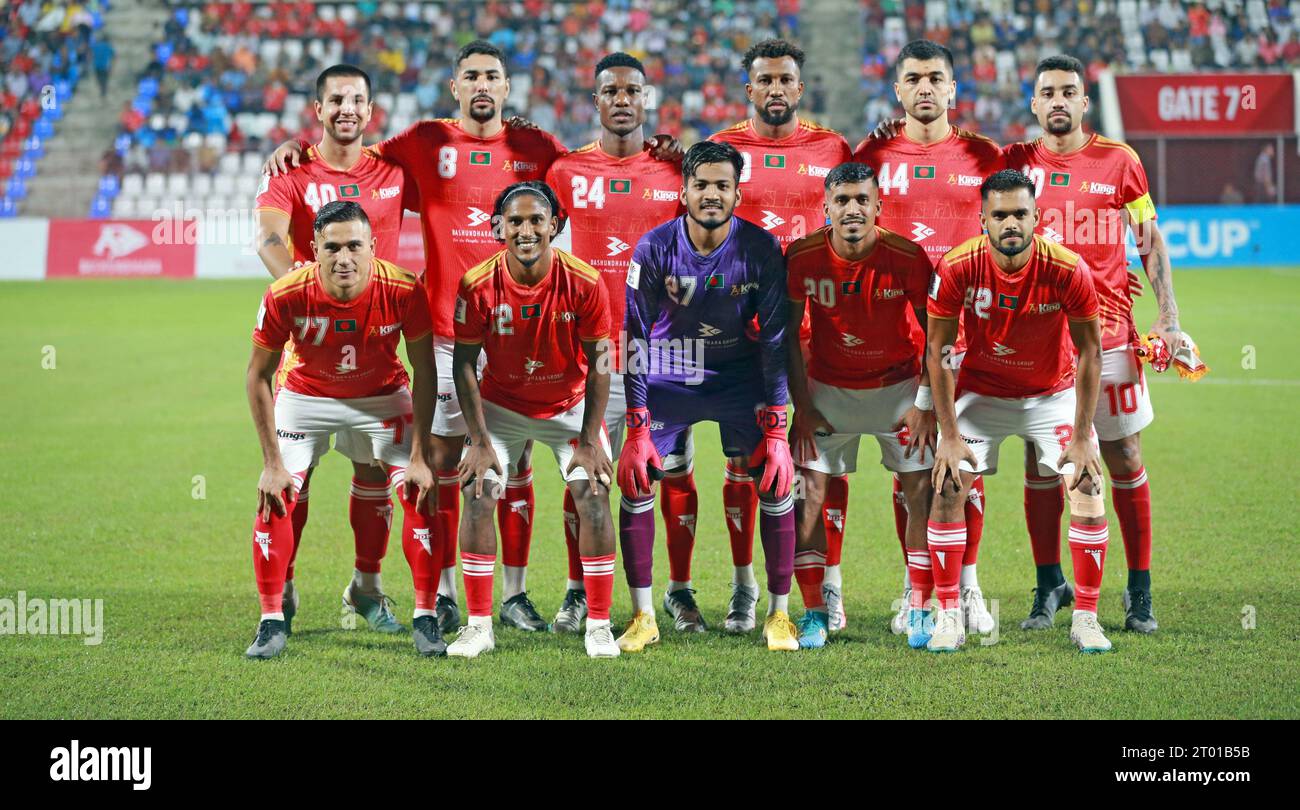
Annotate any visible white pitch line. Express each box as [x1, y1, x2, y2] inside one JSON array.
[[1147, 377, 1300, 387]]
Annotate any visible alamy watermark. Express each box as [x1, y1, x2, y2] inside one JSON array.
[[0, 591, 103, 645]]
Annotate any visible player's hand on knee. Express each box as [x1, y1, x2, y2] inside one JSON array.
[[567, 440, 613, 497], [458, 443, 502, 500], [932, 436, 974, 496], [1061, 438, 1103, 494], [257, 464, 295, 522], [791, 408, 834, 465], [894, 406, 936, 463]]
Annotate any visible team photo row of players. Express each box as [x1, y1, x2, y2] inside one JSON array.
[[244, 35, 1205, 660]]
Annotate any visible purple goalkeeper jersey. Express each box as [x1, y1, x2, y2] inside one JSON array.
[[623, 214, 789, 410]]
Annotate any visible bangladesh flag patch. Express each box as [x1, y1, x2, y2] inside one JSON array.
[[841, 280, 862, 294], [520, 304, 541, 319], [706, 273, 725, 289], [763, 154, 785, 169], [608, 178, 631, 194], [334, 319, 357, 332], [338, 184, 360, 198], [998, 294, 1019, 310], [913, 165, 935, 180], [1050, 172, 1071, 187], [469, 151, 492, 166]]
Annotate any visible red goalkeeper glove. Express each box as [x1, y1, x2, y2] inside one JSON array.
[[617, 407, 663, 497], [749, 405, 794, 500]]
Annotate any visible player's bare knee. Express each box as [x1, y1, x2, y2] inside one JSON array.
[[570, 484, 610, 533], [463, 488, 499, 521], [352, 461, 388, 483], [795, 468, 827, 506], [899, 471, 932, 516], [1101, 434, 1143, 474]]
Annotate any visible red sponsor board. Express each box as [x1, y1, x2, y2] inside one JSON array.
[[46, 220, 196, 278], [1116, 74, 1295, 136]]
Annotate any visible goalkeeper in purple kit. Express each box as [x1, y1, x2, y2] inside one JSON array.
[[614, 140, 798, 653]]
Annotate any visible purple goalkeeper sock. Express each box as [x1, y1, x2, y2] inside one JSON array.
[[619, 495, 656, 588], [758, 494, 796, 595]]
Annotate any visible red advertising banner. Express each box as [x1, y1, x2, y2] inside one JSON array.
[[1116, 73, 1295, 136], [46, 220, 197, 278]]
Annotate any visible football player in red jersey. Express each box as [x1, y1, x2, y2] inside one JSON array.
[[785, 163, 936, 650], [266, 41, 568, 635], [253, 64, 415, 637], [1004, 56, 1189, 634], [543, 52, 684, 633], [927, 170, 1110, 654], [244, 201, 441, 659], [679, 39, 854, 636], [450, 181, 618, 659], [853, 40, 1004, 639]]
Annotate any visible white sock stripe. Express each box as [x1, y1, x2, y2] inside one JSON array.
[[620, 496, 656, 514], [506, 473, 533, 487], [1068, 524, 1109, 536], [724, 469, 752, 483], [1024, 477, 1064, 490], [759, 495, 795, 514], [926, 527, 967, 537], [437, 474, 460, 485], [927, 539, 966, 548], [794, 551, 826, 563], [1110, 471, 1148, 489], [462, 563, 496, 573], [350, 487, 392, 499], [581, 565, 617, 576]]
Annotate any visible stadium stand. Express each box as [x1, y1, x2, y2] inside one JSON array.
[[0, 1, 109, 217], [860, 0, 1300, 144], [92, 0, 800, 219]]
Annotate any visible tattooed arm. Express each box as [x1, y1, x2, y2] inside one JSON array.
[[255, 208, 295, 279], [1133, 218, 1181, 347]]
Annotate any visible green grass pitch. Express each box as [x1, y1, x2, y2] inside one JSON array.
[[2, 267, 1297, 719]]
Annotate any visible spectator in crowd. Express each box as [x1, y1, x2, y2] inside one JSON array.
[[1253, 142, 1277, 202], [93, 33, 114, 98]]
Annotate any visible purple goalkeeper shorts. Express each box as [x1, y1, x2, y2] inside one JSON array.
[[646, 374, 765, 466]]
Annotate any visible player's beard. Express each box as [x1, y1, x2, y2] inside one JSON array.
[[1045, 112, 1074, 135], [469, 98, 498, 124], [688, 203, 733, 230], [908, 99, 945, 125], [757, 100, 796, 127], [993, 231, 1031, 257]]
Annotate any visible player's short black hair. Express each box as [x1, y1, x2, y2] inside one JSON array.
[[682, 140, 744, 183], [313, 200, 370, 233], [824, 162, 877, 191], [1036, 55, 1087, 88], [594, 52, 646, 81], [895, 39, 954, 77], [491, 180, 566, 241], [315, 64, 372, 102], [979, 169, 1037, 200], [741, 38, 805, 76], [456, 40, 508, 76]]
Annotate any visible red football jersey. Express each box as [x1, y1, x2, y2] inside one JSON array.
[[545, 143, 683, 370], [786, 226, 931, 389], [254, 145, 413, 263], [454, 249, 611, 419], [372, 119, 568, 338], [253, 258, 432, 398], [928, 235, 1100, 399], [852, 127, 1005, 262], [710, 117, 853, 247], [1002, 133, 1156, 350]]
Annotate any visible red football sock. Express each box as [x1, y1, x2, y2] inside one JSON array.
[[926, 520, 966, 611], [891, 475, 908, 564], [823, 475, 849, 567], [661, 471, 698, 582], [252, 480, 300, 615], [963, 475, 985, 565], [581, 554, 616, 621], [392, 468, 438, 611], [497, 468, 534, 568], [1068, 520, 1109, 613], [437, 473, 460, 571], [350, 477, 392, 574], [1024, 474, 1064, 566], [1111, 467, 1151, 571], [906, 549, 933, 608], [723, 463, 757, 567], [461, 551, 496, 618], [286, 482, 309, 582], [793, 549, 827, 609], [562, 488, 583, 584]]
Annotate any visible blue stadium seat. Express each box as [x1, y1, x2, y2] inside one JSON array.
[[99, 175, 120, 197], [34, 118, 54, 139], [0, 198, 18, 217], [90, 196, 113, 218], [7, 178, 27, 200], [14, 159, 35, 179]]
